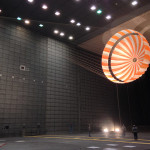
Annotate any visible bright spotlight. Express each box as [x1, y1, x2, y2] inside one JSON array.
[[54, 30, 59, 34], [60, 32, 65, 36], [39, 24, 44, 27], [85, 26, 90, 31], [17, 17, 22, 21], [42, 4, 48, 10], [69, 36, 74, 40], [24, 19, 30, 24], [28, 0, 34, 3], [76, 22, 81, 26], [131, 0, 138, 6], [55, 11, 61, 16], [90, 5, 96, 11], [106, 15, 112, 20], [104, 128, 109, 133], [115, 128, 120, 132], [97, 9, 102, 14], [70, 19, 75, 24]]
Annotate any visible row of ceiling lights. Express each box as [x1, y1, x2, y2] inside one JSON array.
[[17, 17, 74, 40], [89, 0, 138, 20], [0, 0, 140, 22], [27, 0, 92, 31], [0, 0, 139, 40], [20, 0, 93, 40], [26, 0, 139, 25]]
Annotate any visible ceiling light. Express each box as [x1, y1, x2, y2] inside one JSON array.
[[106, 15, 112, 20], [42, 4, 48, 10], [90, 5, 96, 11], [55, 11, 61, 16], [54, 30, 59, 34], [69, 36, 74, 40], [60, 32, 65, 37], [131, 0, 138, 6], [17, 17, 22, 21], [97, 9, 102, 14], [85, 26, 90, 31], [76, 22, 81, 26], [70, 19, 75, 24], [27, 0, 34, 3], [75, 0, 80, 2], [39, 24, 44, 27], [24, 19, 30, 24]]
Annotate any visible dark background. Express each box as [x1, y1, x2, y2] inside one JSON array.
[[117, 66, 150, 129]]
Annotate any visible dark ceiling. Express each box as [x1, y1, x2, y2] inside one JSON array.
[[0, 0, 150, 45]]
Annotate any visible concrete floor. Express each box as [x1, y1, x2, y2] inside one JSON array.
[[1, 132, 150, 150]]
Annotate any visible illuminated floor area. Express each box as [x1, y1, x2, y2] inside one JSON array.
[[1, 133, 150, 150]]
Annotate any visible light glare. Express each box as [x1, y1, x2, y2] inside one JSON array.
[[104, 128, 109, 133], [39, 24, 44, 27], [70, 19, 75, 24], [90, 5, 96, 11], [17, 17, 22, 21], [0, 9, 2, 13], [55, 11, 61, 16], [97, 9, 102, 14], [131, 1, 138, 6], [60, 32, 65, 36], [85, 26, 90, 31], [54, 30, 59, 34], [42, 4, 48, 10], [106, 15, 112, 20], [115, 128, 120, 132], [76, 22, 81, 26], [69, 36, 74, 40], [28, 0, 34, 3], [24, 19, 30, 24]]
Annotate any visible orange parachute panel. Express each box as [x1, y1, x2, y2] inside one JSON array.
[[102, 29, 150, 84]]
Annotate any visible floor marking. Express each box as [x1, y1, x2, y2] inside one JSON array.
[[26, 136, 150, 145], [123, 145, 136, 148], [103, 148, 117, 150], [87, 146, 100, 149], [16, 140, 25, 142], [87, 136, 150, 142], [34, 135, 150, 142], [107, 144, 118, 146]]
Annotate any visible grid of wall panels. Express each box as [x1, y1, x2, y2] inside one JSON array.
[[46, 39, 79, 133], [78, 68, 118, 131], [0, 20, 119, 136], [46, 38, 118, 133], [0, 20, 47, 136]]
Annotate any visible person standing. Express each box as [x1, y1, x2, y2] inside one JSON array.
[[70, 123, 73, 134], [132, 125, 138, 140], [121, 124, 126, 137], [88, 124, 91, 137]]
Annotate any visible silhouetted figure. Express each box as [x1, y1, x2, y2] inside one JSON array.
[[88, 124, 91, 137], [22, 123, 26, 137], [132, 125, 138, 140], [70, 123, 73, 134], [121, 124, 126, 137]]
